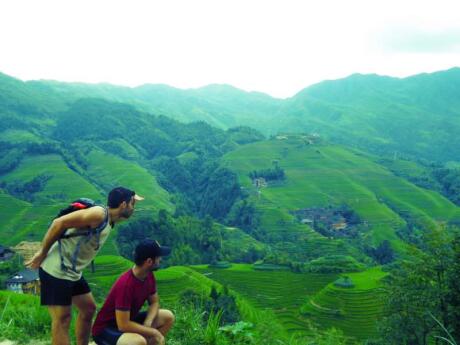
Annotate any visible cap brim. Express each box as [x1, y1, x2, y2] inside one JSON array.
[[159, 246, 171, 257], [134, 194, 144, 201]]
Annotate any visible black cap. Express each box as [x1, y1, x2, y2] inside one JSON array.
[[108, 187, 144, 208], [134, 239, 171, 265]]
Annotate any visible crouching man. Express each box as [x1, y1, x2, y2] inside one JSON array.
[[92, 240, 175, 345]]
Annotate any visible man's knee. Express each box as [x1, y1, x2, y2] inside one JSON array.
[[118, 334, 148, 345], [52, 311, 72, 328], [163, 309, 175, 326], [136, 338, 148, 345], [77, 301, 97, 320], [80, 302, 96, 319]]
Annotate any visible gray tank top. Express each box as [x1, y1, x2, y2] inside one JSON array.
[[41, 208, 112, 281]]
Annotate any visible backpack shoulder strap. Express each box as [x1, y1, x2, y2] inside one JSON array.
[[58, 206, 110, 273], [60, 206, 108, 239]]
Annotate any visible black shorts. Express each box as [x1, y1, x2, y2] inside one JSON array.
[[39, 267, 91, 306], [93, 312, 147, 345]]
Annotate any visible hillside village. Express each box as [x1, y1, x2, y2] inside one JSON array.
[[292, 206, 365, 239], [0, 242, 41, 295]]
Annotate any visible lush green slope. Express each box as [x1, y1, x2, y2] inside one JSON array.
[[0, 94, 255, 249], [222, 136, 460, 258], [6, 67, 459, 162], [85, 255, 215, 306], [0, 154, 103, 244], [84, 149, 172, 214], [192, 264, 387, 341], [193, 264, 336, 335], [0, 151, 173, 247], [301, 267, 387, 339], [280, 68, 460, 162]]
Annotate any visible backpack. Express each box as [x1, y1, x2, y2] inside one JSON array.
[[56, 198, 109, 273]]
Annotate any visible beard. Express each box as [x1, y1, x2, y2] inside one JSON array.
[[120, 208, 133, 219]]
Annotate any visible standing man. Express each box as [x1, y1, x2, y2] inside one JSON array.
[[92, 239, 175, 345], [26, 187, 144, 345]]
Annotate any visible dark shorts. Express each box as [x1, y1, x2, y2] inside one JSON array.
[[93, 312, 147, 345], [39, 267, 91, 306]]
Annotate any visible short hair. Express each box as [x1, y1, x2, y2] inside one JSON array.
[[107, 187, 135, 208]]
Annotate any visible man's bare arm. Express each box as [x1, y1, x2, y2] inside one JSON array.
[[116, 309, 160, 338], [25, 206, 106, 269], [143, 293, 160, 327]]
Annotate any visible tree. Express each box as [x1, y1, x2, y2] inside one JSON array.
[[446, 232, 460, 340], [378, 228, 456, 345], [366, 240, 395, 264]]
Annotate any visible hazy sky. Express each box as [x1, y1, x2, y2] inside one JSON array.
[[1, 0, 459, 98]]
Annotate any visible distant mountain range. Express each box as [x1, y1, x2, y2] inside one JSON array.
[[1, 67, 460, 163]]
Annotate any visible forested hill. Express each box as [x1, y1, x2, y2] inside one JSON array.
[[2, 67, 460, 162], [282, 68, 460, 162], [0, 90, 265, 246]]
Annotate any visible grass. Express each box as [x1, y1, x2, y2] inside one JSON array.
[[0, 290, 51, 343]]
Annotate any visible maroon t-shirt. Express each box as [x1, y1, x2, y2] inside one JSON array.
[[92, 269, 157, 336]]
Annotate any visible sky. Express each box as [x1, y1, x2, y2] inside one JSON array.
[[1, 0, 460, 98]]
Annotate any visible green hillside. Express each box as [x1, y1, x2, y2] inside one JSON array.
[[192, 264, 387, 341], [84, 149, 172, 214], [280, 68, 460, 162], [0, 154, 102, 244], [301, 267, 387, 339], [85, 255, 215, 306], [222, 136, 460, 259], [5, 67, 458, 163]]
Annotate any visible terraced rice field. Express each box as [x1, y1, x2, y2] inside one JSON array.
[[222, 139, 460, 256], [85, 149, 173, 215], [0, 154, 103, 244], [155, 266, 215, 305], [192, 264, 338, 336], [302, 267, 387, 339], [0, 149, 175, 246], [85, 255, 214, 307], [84, 255, 134, 300], [192, 264, 387, 341]]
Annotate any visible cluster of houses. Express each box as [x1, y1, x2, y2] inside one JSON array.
[[292, 206, 363, 239], [0, 242, 40, 295], [275, 133, 321, 145]]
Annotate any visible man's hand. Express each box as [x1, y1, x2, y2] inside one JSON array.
[[25, 250, 47, 269]]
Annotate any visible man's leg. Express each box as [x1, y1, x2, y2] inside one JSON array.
[[151, 309, 175, 336], [116, 333, 149, 345], [48, 305, 72, 345], [72, 292, 97, 345]]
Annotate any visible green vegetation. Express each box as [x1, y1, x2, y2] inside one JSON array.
[[7, 68, 459, 163], [116, 211, 264, 266], [222, 137, 460, 266], [377, 229, 460, 345], [0, 291, 51, 343], [1, 69, 460, 344], [193, 264, 336, 336], [303, 255, 365, 273], [300, 267, 387, 339]]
